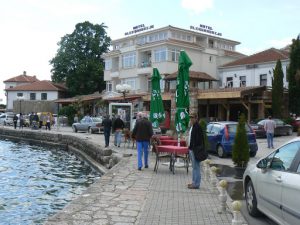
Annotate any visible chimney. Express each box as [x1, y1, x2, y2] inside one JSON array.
[[23, 71, 26, 75]]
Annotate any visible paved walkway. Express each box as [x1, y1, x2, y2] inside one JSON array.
[[7, 126, 245, 225]]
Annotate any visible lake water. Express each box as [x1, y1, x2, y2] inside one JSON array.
[[0, 139, 101, 225]]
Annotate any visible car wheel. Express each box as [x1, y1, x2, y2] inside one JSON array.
[[72, 126, 78, 133], [245, 180, 261, 217], [217, 145, 226, 158]]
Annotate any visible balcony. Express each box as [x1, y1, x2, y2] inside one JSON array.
[[110, 71, 120, 78], [137, 61, 152, 75]]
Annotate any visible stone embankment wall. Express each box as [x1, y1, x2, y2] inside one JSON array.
[[0, 128, 120, 174]]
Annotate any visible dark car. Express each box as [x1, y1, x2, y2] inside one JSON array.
[[206, 121, 258, 158], [72, 116, 103, 133], [251, 119, 293, 138]]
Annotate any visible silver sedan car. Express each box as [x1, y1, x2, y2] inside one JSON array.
[[243, 137, 300, 225], [72, 116, 103, 133]]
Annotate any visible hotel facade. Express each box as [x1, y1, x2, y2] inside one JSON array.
[[102, 25, 289, 122]]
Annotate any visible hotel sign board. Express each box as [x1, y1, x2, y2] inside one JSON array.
[[125, 24, 154, 36], [190, 24, 222, 36]]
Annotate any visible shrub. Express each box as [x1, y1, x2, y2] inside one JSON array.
[[232, 114, 250, 168], [58, 105, 77, 125]]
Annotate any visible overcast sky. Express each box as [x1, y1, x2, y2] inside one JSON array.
[[1, 0, 299, 104]]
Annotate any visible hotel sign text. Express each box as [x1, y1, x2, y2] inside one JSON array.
[[190, 24, 222, 36], [125, 24, 154, 36]]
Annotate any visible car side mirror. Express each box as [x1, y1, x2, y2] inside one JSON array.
[[257, 159, 268, 169]]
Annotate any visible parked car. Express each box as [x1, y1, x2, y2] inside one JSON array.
[[206, 121, 258, 158], [291, 117, 300, 132], [0, 113, 14, 126], [16, 114, 30, 127], [250, 118, 293, 138], [243, 137, 300, 225], [72, 116, 103, 133]]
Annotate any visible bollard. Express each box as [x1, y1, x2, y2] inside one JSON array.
[[231, 201, 243, 225], [204, 159, 211, 181], [218, 180, 228, 213], [210, 166, 219, 194]]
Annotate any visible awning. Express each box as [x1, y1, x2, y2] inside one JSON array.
[[165, 70, 218, 81]]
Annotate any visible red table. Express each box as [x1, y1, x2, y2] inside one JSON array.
[[154, 145, 189, 174], [158, 136, 174, 140], [160, 139, 186, 147]]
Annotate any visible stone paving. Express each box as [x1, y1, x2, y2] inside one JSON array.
[[2, 126, 246, 225]]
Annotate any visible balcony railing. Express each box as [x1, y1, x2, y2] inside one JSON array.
[[138, 61, 152, 68]]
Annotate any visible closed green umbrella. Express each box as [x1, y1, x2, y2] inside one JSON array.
[[175, 51, 192, 133], [150, 68, 165, 128]]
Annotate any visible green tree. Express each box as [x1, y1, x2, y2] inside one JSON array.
[[58, 105, 77, 125], [288, 36, 300, 114], [272, 59, 284, 118], [50, 21, 111, 96], [232, 114, 249, 168]]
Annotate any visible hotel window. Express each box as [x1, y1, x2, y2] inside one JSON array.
[[171, 49, 180, 62], [240, 76, 246, 87], [41, 93, 47, 100], [260, 74, 267, 86], [123, 78, 136, 90], [17, 93, 23, 97], [122, 52, 136, 69], [154, 48, 167, 62], [105, 59, 112, 70], [106, 81, 112, 91], [30, 93, 36, 100], [226, 77, 233, 87], [148, 79, 152, 91], [209, 40, 214, 48]]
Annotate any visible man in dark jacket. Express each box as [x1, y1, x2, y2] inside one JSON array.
[[113, 115, 125, 147], [102, 115, 112, 147], [132, 112, 153, 170], [187, 112, 204, 189]]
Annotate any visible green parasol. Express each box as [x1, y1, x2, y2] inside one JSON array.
[[150, 68, 165, 128], [175, 50, 192, 133]]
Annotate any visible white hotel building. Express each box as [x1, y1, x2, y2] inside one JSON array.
[[103, 25, 289, 121]]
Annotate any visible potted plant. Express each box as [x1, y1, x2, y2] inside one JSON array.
[[232, 113, 250, 179]]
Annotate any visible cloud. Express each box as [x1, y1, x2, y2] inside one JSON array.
[[181, 0, 213, 14], [268, 37, 293, 49]]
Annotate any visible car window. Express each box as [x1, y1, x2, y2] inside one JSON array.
[[92, 118, 102, 122], [227, 124, 251, 133], [0, 115, 4, 118], [211, 124, 222, 134], [257, 120, 266, 126], [207, 124, 214, 133], [275, 119, 284, 126], [270, 142, 300, 171]]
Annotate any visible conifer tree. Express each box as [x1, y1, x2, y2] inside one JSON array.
[[272, 59, 284, 118], [288, 36, 300, 114], [232, 114, 249, 167]]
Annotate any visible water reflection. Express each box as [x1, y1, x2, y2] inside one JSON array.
[[0, 139, 101, 225]]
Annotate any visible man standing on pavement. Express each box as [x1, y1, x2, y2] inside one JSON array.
[[113, 115, 125, 147], [102, 115, 112, 147], [187, 113, 204, 189], [264, 116, 276, 148], [132, 112, 153, 171]]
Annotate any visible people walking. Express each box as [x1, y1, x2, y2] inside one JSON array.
[[132, 112, 153, 171], [102, 115, 112, 147], [187, 113, 204, 189], [113, 115, 125, 147], [19, 113, 24, 129], [264, 116, 276, 148], [13, 114, 18, 129], [46, 113, 51, 130]]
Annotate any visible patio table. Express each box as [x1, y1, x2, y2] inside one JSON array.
[[154, 145, 189, 174]]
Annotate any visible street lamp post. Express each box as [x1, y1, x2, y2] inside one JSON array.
[[116, 84, 131, 102]]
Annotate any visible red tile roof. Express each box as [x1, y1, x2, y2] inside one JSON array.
[[6, 80, 67, 92], [4, 74, 39, 83], [165, 71, 218, 81], [221, 48, 290, 67]]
